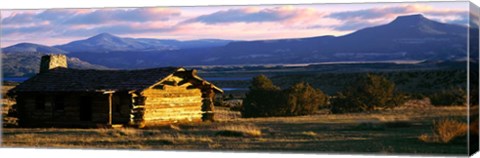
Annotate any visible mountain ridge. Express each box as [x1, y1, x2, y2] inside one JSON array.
[[2, 14, 470, 75], [3, 43, 69, 54], [2, 52, 109, 77], [213, 14, 467, 65], [53, 33, 234, 53]]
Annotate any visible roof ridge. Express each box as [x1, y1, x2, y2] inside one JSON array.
[[10, 66, 186, 93], [47, 66, 183, 73]]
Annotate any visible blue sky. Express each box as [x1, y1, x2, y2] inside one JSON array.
[[0, 1, 469, 47]]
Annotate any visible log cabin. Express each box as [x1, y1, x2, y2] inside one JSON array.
[[8, 54, 223, 128]]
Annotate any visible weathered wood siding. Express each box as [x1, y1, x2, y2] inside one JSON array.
[[142, 76, 203, 125], [16, 92, 131, 127], [111, 92, 132, 124]]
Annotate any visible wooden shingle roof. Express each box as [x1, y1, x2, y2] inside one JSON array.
[[10, 67, 183, 93]]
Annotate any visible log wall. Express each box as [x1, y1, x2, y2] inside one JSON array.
[[14, 71, 220, 128], [142, 76, 203, 125], [16, 92, 131, 127]]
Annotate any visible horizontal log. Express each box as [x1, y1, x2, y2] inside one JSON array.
[[144, 119, 203, 126], [143, 89, 201, 95], [144, 114, 202, 120], [145, 96, 201, 101], [145, 99, 202, 104], [145, 102, 202, 107], [142, 87, 201, 94], [145, 97, 202, 103], [146, 118, 202, 123], [143, 93, 201, 99], [144, 110, 203, 115], [145, 100, 203, 108], [144, 107, 201, 113], [162, 84, 191, 89], [146, 107, 201, 112], [147, 102, 202, 108], [144, 110, 203, 116], [143, 91, 201, 97], [143, 114, 203, 121], [144, 94, 200, 99], [144, 115, 202, 121]]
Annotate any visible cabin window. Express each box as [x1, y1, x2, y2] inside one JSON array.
[[54, 96, 65, 111], [35, 96, 45, 110]]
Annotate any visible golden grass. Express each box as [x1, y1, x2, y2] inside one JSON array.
[[1, 106, 469, 154], [2, 128, 215, 149], [2, 86, 18, 127], [215, 124, 262, 137], [418, 133, 434, 143], [418, 118, 468, 143], [434, 119, 468, 143], [97, 128, 141, 137], [301, 131, 317, 137]]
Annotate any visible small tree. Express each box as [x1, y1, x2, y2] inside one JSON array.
[[331, 74, 404, 113], [249, 74, 280, 91], [241, 75, 284, 118], [242, 75, 329, 117], [330, 92, 363, 114], [429, 87, 466, 106], [285, 82, 328, 115]]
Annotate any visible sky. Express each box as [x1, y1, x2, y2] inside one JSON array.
[[0, 1, 469, 47]]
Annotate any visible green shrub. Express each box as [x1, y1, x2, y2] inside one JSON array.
[[285, 82, 329, 115], [241, 75, 285, 118], [429, 87, 466, 106], [330, 74, 405, 114], [250, 74, 280, 91], [241, 75, 329, 117], [330, 93, 364, 114]]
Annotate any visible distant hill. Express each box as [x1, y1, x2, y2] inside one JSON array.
[[1, 34, 234, 76], [2, 43, 109, 77], [54, 33, 233, 53], [68, 14, 469, 68], [3, 43, 69, 54], [210, 14, 467, 65], [2, 52, 108, 77]]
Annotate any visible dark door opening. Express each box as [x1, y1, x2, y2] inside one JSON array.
[[79, 96, 92, 121]]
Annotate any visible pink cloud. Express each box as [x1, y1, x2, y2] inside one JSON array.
[[1, 7, 183, 41], [62, 8, 181, 24], [169, 21, 348, 41], [2, 8, 181, 26], [0, 4, 470, 47], [184, 6, 326, 26]]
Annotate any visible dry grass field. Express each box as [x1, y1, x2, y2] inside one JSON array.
[[1, 81, 472, 155], [1, 105, 469, 155], [2, 85, 17, 126]]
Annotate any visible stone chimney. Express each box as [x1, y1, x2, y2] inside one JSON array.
[[40, 54, 67, 73]]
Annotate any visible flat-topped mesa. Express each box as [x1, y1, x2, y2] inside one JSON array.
[[389, 14, 430, 25], [40, 54, 67, 73]]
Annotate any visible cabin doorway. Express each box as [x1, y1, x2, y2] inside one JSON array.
[[79, 96, 93, 121]]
